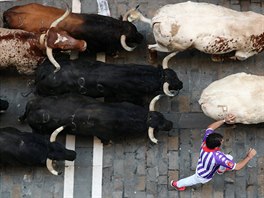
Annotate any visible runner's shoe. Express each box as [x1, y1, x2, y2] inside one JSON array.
[[170, 180, 186, 191]]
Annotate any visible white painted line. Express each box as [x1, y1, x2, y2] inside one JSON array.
[[72, 0, 81, 13], [91, 43, 107, 198], [63, 1, 81, 198], [96, 0, 111, 16], [63, 135, 76, 198], [91, 137, 103, 198], [70, 0, 81, 60], [91, 1, 110, 194]]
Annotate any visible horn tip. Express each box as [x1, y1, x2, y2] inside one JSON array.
[[152, 139, 158, 144]]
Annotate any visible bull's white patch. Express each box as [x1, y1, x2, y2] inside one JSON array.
[[54, 33, 68, 44]]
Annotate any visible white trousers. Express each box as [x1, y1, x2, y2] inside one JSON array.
[[177, 172, 211, 187], [177, 154, 233, 188]]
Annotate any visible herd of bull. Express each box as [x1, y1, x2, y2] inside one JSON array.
[[0, 1, 263, 175]]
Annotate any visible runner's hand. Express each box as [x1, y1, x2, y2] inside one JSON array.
[[247, 148, 257, 159], [224, 114, 236, 124]]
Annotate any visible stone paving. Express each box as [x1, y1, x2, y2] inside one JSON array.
[[0, 0, 264, 198]]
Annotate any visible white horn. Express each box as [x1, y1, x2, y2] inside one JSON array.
[[45, 3, 70, 73], [149, 94, 162, 111], [120, 35, 136, 51], [46, 158, 59, 175], [46, 47, 61, 73], [123, 7, 151, 25], [162, 52, 178, 69], [50, 3, 70, 28], [163, 82, 176, 97], [148, 127, 158, 144], [123, 7, 137, 21], [50, 126, 65, 142]]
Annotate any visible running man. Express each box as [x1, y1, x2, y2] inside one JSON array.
[[171, 114, 257, 191]]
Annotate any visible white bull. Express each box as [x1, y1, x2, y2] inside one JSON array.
[[199, 73, 264, 124], [124, 1, 264, 68]]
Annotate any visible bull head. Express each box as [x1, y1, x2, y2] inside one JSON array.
[[162, 68, 183, 97], [120, 5, 144, 52], [39, 2, 85, 73], [44, 4, 70, 73], [123, 5, 151, 25], [147, 94, 173, 144]]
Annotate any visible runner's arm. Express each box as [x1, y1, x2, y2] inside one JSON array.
[[207, 114, 236, 130], [235, 148, 257, 170]]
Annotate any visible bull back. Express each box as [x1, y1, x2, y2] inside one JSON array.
[[35, 58, 163, 104], [21, 94, 173, 143]]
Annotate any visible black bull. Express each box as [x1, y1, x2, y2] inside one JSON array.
[[34, 58, 183, 105], [0, 127, 76, 175], [19, 94, 173, 144]]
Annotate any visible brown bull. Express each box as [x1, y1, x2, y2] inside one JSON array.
[[1, 4, 86, 74], [3, 3, 143, 55]]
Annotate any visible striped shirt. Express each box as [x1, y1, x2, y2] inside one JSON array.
[[196, 128, 236, 179]]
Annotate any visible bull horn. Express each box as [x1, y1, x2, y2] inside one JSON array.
[[162, 52, 178, 69], [120, 35, 136, 51], [47, 126, 65, 176], [149, 94, 162, 111], [123, 7, 138, 21], [123, 6, 151, 25], [39, 34, 46, 46], [46, 158, 61, 175], [163, 82, 177, 97], [45, 3, 70, 73], [148, 127, 158, 144], [50, 3, 70, 28], [50, 126, 65, 142], [148, 94, 163, 144], [46, 47, 61, 73]]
